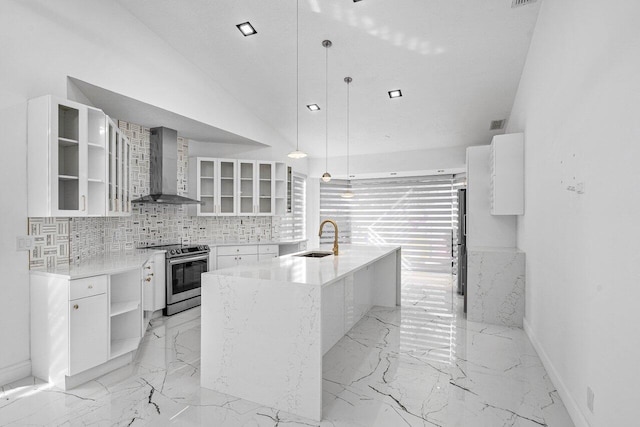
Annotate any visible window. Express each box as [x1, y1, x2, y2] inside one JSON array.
[[279, 173, 306, 241], [320, 175, 465, 272]]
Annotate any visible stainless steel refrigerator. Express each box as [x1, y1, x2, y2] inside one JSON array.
[[456, 189, 467, 313]]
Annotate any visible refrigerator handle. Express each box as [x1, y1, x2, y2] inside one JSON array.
[[463, 214, 467, 237]]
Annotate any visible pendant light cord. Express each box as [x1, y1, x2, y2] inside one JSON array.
[[346, 79, 350, 178], [325, 42, 329, 172], [295, 0, 300, 151]]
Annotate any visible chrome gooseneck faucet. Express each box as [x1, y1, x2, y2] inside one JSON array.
[[319, 219, 339, 256]]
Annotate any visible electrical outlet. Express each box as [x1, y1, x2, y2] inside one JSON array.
[[587, 386, 595, 413], [16, 236, 35, 251]]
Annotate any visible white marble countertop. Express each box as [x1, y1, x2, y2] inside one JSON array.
[[204, 244, 400, 287], [29, 249, 164, 280]]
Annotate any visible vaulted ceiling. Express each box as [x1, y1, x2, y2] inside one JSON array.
[[116, 0, 540, 157]]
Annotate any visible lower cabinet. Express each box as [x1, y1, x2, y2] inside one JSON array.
[[215, 244, 278, 269], [321, 265, 375, 355], [31, 265, 144, 390], [69, 293, 108, 376], [142, 253, 166, 312]]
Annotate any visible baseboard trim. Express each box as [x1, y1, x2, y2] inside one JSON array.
[[523, 317, 590, 427], [0, 360, 31, 387]]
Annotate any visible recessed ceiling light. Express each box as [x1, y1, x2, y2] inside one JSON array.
[[353, 0, 364, 2], [388, 89, 402, 98], [236, 22, 257, 37], [307, 104, 321, 111]]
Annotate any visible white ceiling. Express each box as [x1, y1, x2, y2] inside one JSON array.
[[116, 0, 541, 158]]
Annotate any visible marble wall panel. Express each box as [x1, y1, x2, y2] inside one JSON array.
[[467, 249, 525, 327]]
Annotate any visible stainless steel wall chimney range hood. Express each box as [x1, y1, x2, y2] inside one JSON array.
[[132, 127, 201, 204]]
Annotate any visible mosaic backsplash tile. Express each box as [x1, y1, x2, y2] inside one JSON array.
[[29, 120, 277, 267], [28, 218, 70, 268]]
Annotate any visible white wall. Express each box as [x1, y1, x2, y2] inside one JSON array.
[[0, 0, 294, 384], [308, 146, 467, 179], [507, 1, 640, 426]]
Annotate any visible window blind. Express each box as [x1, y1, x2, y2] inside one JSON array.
[[279, 173, 306, 241], [320, 175, 465, 272]]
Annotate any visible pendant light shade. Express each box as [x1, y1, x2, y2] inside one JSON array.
[[288, 0, 307, 159], [288, 150, 307, 159], [341, 76, 354, 199], [322, 39, 332, 182]]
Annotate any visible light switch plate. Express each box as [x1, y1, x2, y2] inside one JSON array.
[[16, 236, 35, 251]]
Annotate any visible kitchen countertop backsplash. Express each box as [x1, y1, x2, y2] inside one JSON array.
[[28, 120, 281, 269]]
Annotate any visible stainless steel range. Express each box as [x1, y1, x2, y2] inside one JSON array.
[[143, 243, 210, 315]]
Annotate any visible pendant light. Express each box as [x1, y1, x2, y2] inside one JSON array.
[[288, 0, 307, 159], [321, 40, 332, 182], [341, 76, 355, 199]]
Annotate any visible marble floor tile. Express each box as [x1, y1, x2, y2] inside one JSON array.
[[0, 272, 574, 427]]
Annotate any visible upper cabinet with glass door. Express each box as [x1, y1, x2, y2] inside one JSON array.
[[188, 157, 285, 217], [106, 118, 131, 216], [188, 157, 217, 216], [27, 95, 130, 217], [256, 161, 275, 216]]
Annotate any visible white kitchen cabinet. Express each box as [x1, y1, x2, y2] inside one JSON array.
[[109, 269, 142, 359], [238, 160, 276, 215], [258, 244, 279, 259], [106, 118, 131, 216], [218, 159, 238, 216], [69, 293, 108, 375], [188, 157, 238, 216], [31, 266, 144, 390], [238, 160, 256, 215], [274, 163, 288, 215], [256, 161, 275, 215], [28, 95, 130, 217], [490, 133, 524, 215], [216, 245, 259, 269], [142, 253, 166, 312], [189, 157, 286, 217]]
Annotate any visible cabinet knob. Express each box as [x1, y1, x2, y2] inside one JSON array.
[[149, 273, 154, 276], [145, 266, 152, 270], [145, 277, 152, 282], [73, 304, 79, 310]]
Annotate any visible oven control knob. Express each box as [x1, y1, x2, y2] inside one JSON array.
[[204, 245, 209, 250], [170, 249, 176, 255], [176, 249, 182, 254]]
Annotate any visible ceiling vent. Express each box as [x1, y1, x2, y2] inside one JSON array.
[[512, 0, 537, 8], [490, 119, 506, 130]]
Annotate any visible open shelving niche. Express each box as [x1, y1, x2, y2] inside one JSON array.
[[274, 162, 287, 215], [109, 269, 142, 359]]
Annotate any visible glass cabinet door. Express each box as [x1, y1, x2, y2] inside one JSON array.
[[108, 120, 117, 213], [217, 159, 237, 215], [238, 160, 255, 214], [54, 102, 84, 214], [257, 161, 274, 215], [198, 159, 216, 215]]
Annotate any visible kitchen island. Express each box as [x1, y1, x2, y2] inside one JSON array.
[[200, 244, 401, 421]]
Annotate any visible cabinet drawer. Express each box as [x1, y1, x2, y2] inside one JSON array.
[[259, 245, 278, 255], [70, 275, 107, 301], [217, 245, 258, 256]]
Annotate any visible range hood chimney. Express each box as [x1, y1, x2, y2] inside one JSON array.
[[132, 127, 201, 204]]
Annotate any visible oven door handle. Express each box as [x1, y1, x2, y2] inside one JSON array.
[[168, 254, 209, 265]]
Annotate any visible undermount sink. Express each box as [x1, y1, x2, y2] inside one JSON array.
[[296, 251, 334, 258]]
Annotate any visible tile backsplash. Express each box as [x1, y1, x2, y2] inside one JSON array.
[[29, 120, 277, 268]]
